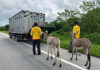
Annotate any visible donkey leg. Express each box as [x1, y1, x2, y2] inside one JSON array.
[[53, 47, 56, 66], [76, 49, 78, 60], [84, 56, 88, 67], [70, 47, 75, 60], [59, 51, 62, 67], [57, 46, 62, 67], [83, 48, 88, 67], [89, 57, 91, 68], [87, 51, 91, 69], [59, 54, 62, 67], [47, 46, 49, 60], [87, 57, 91, 69], [50, 47, 53, 59]]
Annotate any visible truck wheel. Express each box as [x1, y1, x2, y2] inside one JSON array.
[[9, 34, 12, 38], [21, 35, 23, 41], [16, 35, 20, 42], [10, 35, 12, 38]]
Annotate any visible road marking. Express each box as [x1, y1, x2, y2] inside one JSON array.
[[21, 42, 87, 70]]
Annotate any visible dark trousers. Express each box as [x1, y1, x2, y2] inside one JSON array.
[[33, 40, 41, 54], [69, 39, 73, 51], [69, 39, 76, 52]]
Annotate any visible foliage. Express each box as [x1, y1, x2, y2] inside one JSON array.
[[80, 0, 96, 12], [45, 21, 55, 26], [84, 32, 100, 45], [57, 9, 80, 21], [0, 26, 5, 31], [0, 24, 9, 31], [49, 31, 100, 58], [43, 0, 100, 58]]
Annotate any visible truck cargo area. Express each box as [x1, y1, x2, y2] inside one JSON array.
[[9, 10, 56, 42]]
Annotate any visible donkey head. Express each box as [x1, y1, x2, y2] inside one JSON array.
[[42, 30, 49, 41], [70, 31, 79, 40]]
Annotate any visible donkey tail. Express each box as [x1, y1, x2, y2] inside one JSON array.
[[88, 46, 91, 60], [56, 44, 60, 57], [57, 50, 59, 57], [56, 37, 60, 58]]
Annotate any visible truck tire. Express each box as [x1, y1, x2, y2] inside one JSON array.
[[21, 35, 23, 41], [16, 35, 20, 42], [10, 35, 12, 38], [9, 34, 12, 38]]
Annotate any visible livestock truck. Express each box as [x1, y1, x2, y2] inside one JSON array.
[[9, 10, 56, 42]]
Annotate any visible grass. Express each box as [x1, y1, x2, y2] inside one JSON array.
[[60, 39, 100, 58], [0, 31, 9, 34], [1, 30, 100, 58], [40, 39, 46, 43], [42, 32, 100, 58]]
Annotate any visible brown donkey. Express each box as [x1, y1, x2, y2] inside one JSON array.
[[70, 31, 92, 69], [43, 30, 62, 67]]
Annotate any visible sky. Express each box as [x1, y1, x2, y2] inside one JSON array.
[[0, 0, 84, 26]]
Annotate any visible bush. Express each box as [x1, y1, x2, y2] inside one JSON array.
[[84, 32, 100, 44], [0, 26, 5, 31], [0, 24, 9, 31], [48, 30, 100, 58]]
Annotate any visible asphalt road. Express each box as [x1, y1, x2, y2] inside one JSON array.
[[0, 32, 100, 70]]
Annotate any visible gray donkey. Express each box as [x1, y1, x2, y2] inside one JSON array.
[[43, 30, 62, 67], [70, 31, 92, 69]]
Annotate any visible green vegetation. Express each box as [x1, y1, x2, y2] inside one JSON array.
[[0, 31, 9, 34], [44, 0, 100, 58], [40, 39, 46, 44], [48, 30, 100, 58], [0, 24, 9, 31], [0, 24, 9, 34]]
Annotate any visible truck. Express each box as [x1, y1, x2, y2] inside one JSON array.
[[9, 10, 56, 42]]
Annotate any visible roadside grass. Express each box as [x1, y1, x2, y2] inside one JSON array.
[[43, 32, 100, 58], [0, 31, 9, 34], [1, 30, 100, 58], [40, 39, 46, 44]]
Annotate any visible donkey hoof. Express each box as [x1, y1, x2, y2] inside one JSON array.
[[84, 64, 87, 67], [83, 66, 87, 68], [53, 63, 56, 66], [46, 57, 49, 60], [70, 58, 72, 60], [87, 67, 90, 69], [51, 57, 53, 59], [76, 58, 77, 60], [59, 64, 62, 67]]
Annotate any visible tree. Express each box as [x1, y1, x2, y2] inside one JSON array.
[[57, 9, 79, 21], [80, 8, 100, 34], [79, 0, 97, 12], [45, 21, 49, 26], [4, 24, 9, 31]]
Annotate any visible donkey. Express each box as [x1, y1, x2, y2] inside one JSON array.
[[70, 31, 92, 69], [43, 30, 62, 67]]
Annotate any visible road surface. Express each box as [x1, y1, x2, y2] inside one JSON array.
[[0, 32, 100, 70]]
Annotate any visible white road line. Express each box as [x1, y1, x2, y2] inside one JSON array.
[[21, 42, 87, 70]]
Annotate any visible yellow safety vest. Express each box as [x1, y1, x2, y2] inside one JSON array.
[[30, 26, 42, 39], [73, 25, 80, 38]]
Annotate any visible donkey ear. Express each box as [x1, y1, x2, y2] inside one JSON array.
[[70, 31, 73, 34], [46, 30, 48, 33], [42, 31, 44, 34], [75, 31, 79, 35]]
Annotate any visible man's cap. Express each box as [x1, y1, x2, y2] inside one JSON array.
[[34, 22, 37, 26], [74, 21, 77, 24]]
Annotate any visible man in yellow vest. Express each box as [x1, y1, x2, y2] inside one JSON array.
[[30, 22, 42, 55], [68, 21, 80, 53]]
